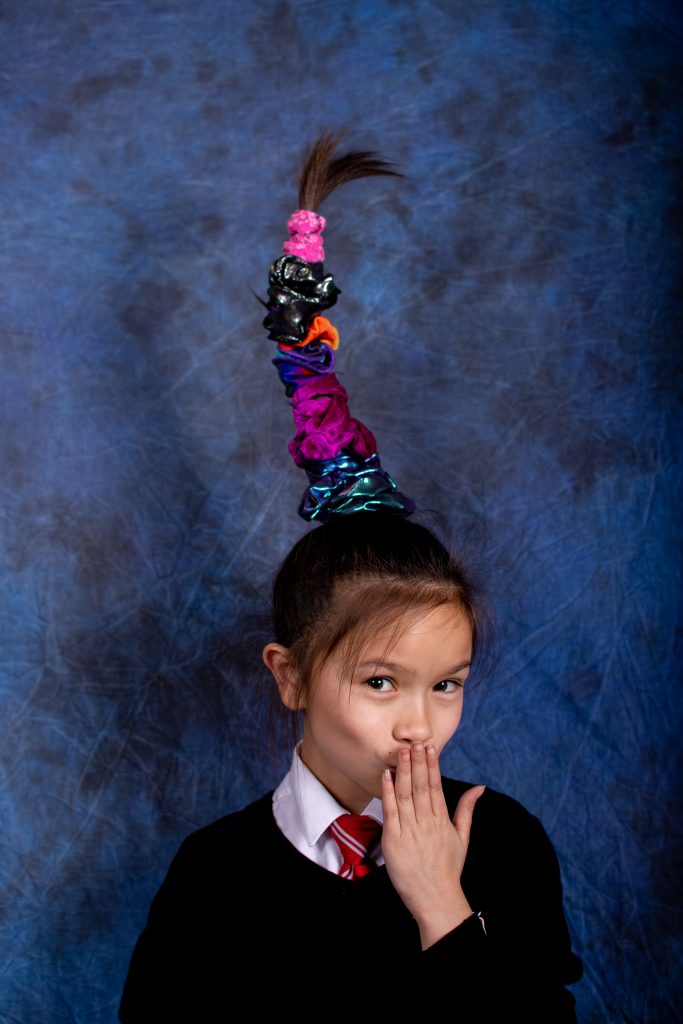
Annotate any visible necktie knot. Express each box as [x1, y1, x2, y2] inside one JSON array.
[[329, 813, 383, 880]]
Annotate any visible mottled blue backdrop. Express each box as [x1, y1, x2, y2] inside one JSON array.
[[1, 1, 681, 1021]]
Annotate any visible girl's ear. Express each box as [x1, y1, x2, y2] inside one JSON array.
[[262, 643, 305, 711]]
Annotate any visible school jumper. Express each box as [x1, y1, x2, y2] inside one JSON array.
[[119, 745, 583, 1021]]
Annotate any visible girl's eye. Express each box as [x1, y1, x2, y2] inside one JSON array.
[[364, 677, 394, 692], [364, 678, 464, 693], [434, 679, 464, 693]]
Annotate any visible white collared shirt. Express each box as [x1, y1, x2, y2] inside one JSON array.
[[272, 740, 385, 874]]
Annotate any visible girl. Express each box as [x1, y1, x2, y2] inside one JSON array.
[[119, 136, 583, 1020]]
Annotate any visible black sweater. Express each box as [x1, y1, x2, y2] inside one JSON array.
[[119, 777, 583, 1021]]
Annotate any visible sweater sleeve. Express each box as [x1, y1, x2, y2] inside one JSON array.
[[118, 832, 220, 1023], [414, 791, 583, 1021]]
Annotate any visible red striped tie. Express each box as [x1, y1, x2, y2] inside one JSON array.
[[329, 813, 383, 879]]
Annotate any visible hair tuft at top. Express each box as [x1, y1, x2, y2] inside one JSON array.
[[298, 130, 404, 212]]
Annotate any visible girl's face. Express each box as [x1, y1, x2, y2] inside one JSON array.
[[298, 603, 472, 814]]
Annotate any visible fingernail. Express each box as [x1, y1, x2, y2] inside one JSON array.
[[426, 744, 436, 755], [400, 750, 410, 762], [413, 742, 424, 754]]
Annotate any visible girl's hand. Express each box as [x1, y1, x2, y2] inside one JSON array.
[[381, 741, 486, 950]]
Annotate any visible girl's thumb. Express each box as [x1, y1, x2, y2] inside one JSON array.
[[452, 785, 486, 844]]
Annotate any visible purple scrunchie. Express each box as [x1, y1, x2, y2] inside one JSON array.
[[288, 374, 377, 467], [283, 209, 326, 263]]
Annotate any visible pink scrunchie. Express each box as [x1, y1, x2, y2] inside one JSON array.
[[288, 374, 377, 467], [283, 209, 326, 263]]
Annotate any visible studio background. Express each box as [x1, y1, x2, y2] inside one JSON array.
[[1, 1, 680, 1021]]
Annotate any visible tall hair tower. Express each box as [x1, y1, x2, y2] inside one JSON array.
[[261, 132, 415, 523]]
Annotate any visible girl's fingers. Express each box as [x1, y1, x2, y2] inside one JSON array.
[[381, 768, 400, 827], [409, 742, 432, 822], [394, 747, 416, 824], [394, 744, 453, 824], [451, 785, 486, 849], [425, 743, 450, 818], [385, 748, 486, 847]]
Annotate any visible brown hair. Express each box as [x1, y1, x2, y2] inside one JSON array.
[[297, 129, 403, 211], [263, 135, 488, 750], [267, 512, 490, 747]]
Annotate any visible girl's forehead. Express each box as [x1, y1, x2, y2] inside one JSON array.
[[340, 603, 473, 664], [368, 601, 469, 637]]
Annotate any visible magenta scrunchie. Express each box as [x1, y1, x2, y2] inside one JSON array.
[[288, 374, 377, 467], [283, 209, 326, 263]]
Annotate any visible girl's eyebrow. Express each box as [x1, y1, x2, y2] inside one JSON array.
[[356, 659, 471, 675]]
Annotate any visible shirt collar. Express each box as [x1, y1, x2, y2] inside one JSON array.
[[289, 740, 384, 848]]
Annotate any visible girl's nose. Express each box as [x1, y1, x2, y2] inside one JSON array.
[[393, 701, 434, 746]]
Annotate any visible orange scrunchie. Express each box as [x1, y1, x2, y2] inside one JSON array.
[[277, 316, 340, 352]]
